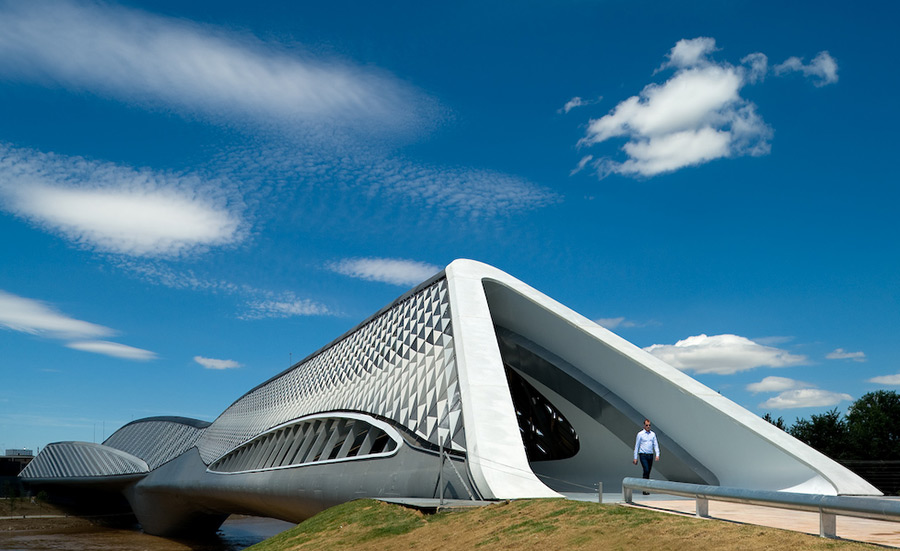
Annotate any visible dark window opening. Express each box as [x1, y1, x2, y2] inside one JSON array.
[[347, 428, 370, 457], [370, 431, 390, 454], [505, 366, 579, 461]]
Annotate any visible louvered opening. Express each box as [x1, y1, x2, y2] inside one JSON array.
[[209, 415, 399, 473]]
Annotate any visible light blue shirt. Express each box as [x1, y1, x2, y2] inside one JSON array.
[[634, 429, 659, 460]]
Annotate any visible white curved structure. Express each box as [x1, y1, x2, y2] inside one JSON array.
[[21, 259, 878, 537]]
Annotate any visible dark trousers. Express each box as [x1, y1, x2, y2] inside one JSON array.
[[639, 453, 654, 479]]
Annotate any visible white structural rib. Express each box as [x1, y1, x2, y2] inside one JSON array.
[[446, 260, 560, 499]]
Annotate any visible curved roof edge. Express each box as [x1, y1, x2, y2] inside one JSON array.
[[20, 441, 149, 480], [112, 416, 212, 431]]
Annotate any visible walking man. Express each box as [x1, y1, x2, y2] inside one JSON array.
[[633, 419, 659, 493]]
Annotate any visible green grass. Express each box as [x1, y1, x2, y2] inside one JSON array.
[[245, 497, 884, 551]]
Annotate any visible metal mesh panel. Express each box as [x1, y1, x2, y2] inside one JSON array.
[[198, 278, 463, 463], [19, 442, 147, 479], [103, 417, 207, 470]]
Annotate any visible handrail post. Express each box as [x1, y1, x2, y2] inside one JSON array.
[[597, 481, 603, 503], [820, 511, 836, 538], [623, 485, 633, 504], [696, 497, 709, 518]]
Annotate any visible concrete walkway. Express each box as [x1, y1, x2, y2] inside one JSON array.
[[624, 494, 900, 548]]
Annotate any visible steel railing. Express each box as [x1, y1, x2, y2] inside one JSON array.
[[622, 477, 900, 538]]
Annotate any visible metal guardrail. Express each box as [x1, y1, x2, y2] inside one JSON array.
[[622, 477, 900, 538]]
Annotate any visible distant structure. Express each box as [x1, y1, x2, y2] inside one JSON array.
[[20, 260, 879, 536], [1, 449, 34, 476]]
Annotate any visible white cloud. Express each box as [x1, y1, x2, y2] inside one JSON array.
[[580, 65, 744, 144], [0, 1, 553, 222], [576, 37, 838, 178], [760, 389, 852, 410], [659, 37, 718, 70], [66, 340, 157, 361], [826, 348, 866, 362], [0, 290, 113, 339], [560, 97, 586, 114], [747, 376, 811, 394], [614, 126, 732, 176], [867, 374, 900, 385], [644, 333, 807, 375], [0, 145, 244, 257], [741, 52, 769, 84], [194, 356, 242, 370], [0, 1, 429, 134], [329, 258, 441, 286], [0, 289, 155, 361], [774, 51, 838, 87], [578, 40, 772, 177]]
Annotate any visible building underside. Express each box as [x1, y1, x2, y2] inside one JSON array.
[[20, 259, 880, 537]]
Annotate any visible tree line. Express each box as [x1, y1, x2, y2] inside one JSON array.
[[764, 390, 900, 461]]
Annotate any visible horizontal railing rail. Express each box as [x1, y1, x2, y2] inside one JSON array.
[[622, 477, 900, 538]]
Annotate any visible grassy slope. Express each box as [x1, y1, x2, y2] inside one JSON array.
[[248, 498, 880, 551]]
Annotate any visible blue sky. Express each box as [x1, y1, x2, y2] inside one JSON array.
[[1, 0, 897, 453]]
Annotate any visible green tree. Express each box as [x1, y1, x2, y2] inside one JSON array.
[[762, 413, 786, 430], [845, 390, 900, 459], [788, 408, 849, 460]]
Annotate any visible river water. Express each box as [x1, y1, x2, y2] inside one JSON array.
[[0, 515, 295, 551]]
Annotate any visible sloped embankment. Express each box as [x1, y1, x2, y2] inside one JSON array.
[[247, 498, 880, 551]]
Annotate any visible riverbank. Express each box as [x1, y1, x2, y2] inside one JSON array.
[[0, 499, 293, 551]]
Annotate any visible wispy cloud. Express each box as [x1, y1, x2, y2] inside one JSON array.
[[774, 51, 838, 87], [242, 295, 331, 320], [826, 348, 866, 362], [570, 155, 594, 176], [116, 260, 333, 320], [595, 316, 655, 330], [194, 356, 242, 370], [232, 147, 560, 219], [329, 257, 441, 286], [644, 333, 807, 375], [0, 145, 244, 257], [0, 290, 155, 360], [746, 375, 811, 394], [66, 340, 156, 361], [0, 290, 113, 339], [0, 0, 430, 135], [759, 389, 852, 410], [595, 317, 631, 330], [0, 0, 555, 229], [558, 96, 602, 114], [867, 374, 900, 385], [575, 37, 837, 178]]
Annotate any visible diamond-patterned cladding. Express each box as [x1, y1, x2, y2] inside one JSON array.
[[198, 278, 463, 463]]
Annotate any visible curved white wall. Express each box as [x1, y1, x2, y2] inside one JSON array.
[[446, 259, 879, 497]]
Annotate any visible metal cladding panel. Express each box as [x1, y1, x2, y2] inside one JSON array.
[[19, 441, 148, 479], [198, 278, 463, 464], [104, 417, 208, 470]]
